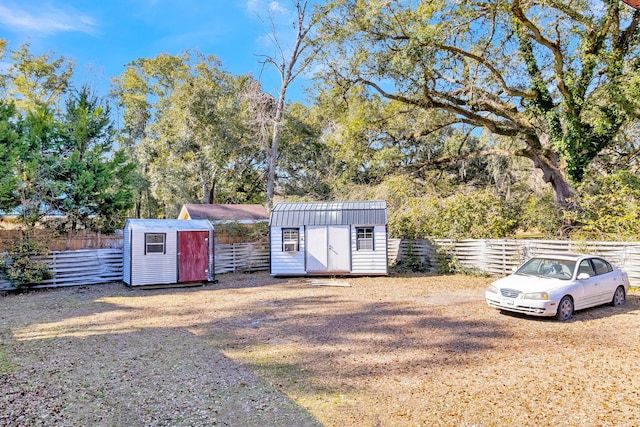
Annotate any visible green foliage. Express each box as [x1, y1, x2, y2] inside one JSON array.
[[112, 52, 264, 216], [277, 103, 333, 199], [393, 241, 431, 273], [215, 222, 269, 243], [566, 171, 640, 240], [0, 44, 133, 232], [51, 86, 135, 231], [5, 42, 74, 111], [389, 189, 520, 239], [0, 234, 52, 290], [519, 192, 565, 238], [315, 1, 640, 203], [0, 100, 22, 212]]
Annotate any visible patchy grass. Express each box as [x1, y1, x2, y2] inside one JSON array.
[[1, 273, 639, 426]]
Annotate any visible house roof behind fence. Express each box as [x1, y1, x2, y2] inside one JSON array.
[[270, 201, 387, 226]]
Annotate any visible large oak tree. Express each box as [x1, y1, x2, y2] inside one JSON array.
[[316, 0, 640, 204]]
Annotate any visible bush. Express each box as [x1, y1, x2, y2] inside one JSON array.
[[566, 171, 640, 240], [0, 234, 52, 290], [388, 189, 521, 239], [393, 241, 432, 273]]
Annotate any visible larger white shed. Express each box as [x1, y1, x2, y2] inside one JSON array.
[[123, 219, 214, 287], [269, 201, 388, 276]]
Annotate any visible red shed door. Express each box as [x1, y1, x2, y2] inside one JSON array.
[[178, 231, 209, 283]]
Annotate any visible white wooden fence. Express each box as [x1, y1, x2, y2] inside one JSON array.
[[2, 239, 640, 291], [390, 238, 640, 287], [0, 248, 123, 290], [214, 243, 270, 274]]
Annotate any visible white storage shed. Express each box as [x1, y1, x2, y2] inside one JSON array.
[[269, 201, 388, 276], [123, 219, 215, 287]]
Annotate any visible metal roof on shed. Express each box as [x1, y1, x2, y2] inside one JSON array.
[[124, 219, 213, 231], [270, 201, 387, 226]]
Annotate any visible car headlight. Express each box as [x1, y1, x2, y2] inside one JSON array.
[[524, 292, 549, 300], [487, 285, 499, 294]]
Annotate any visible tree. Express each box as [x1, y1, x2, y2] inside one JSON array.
[[316, 0, 640, 204], [112, 52, 264, 217], [257, 0, 323, 210], [3, 42, 74, 112], [0, 100, 23, 212], [52, 86, 134, 231], [277, 102, 334, 199]]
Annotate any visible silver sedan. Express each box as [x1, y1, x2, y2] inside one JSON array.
[[485, 254, 630, 321]]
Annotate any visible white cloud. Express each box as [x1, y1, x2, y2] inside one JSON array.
[[247, 0, 289, 16], [0, 4, 96, 35], [246, 0, 260, 13], [268, 1, 288, 14]]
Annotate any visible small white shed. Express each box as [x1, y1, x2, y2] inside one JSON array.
[[123, 219, 214, 287], [269, 201, 388, 276]]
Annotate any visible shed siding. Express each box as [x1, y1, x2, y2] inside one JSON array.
[[350, 226, 388, 274], [270, 226, 306, 275], [130, 230, 178, 285]]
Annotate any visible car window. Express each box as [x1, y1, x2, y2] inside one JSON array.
[[591, 258, 613, 276], [517, 258, 575, 280], [577, 260, 595, 277], [517, 258, 545, 275]]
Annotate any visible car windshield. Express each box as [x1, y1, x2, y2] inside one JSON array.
[[516, 258, 576, 280]]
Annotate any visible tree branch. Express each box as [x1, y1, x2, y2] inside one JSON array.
[[512, 0, 573, 110]]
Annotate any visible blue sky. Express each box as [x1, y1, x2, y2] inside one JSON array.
[[0, 0, 314, 101]]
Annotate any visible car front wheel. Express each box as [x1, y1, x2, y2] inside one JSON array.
[[555, 296, 574, 321], [611, 286, 626, 306]]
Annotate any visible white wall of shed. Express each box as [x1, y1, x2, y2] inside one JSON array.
[[130, 229, 178, 286], [350, 225, 388, 274], [270, 226, 306, 275], [123, 227, 132, 284]]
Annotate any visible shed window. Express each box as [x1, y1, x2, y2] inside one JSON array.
[[145, 233, 166, 254], [282, 228, 299, 252], [356, 227, 374, 251]]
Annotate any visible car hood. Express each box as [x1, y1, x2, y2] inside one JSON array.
[[492, 274, 569, 293]]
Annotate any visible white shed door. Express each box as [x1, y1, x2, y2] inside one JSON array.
[[327, 225, 351, 272], [306, 226, 350, 273], [306, 226, 328, 272]]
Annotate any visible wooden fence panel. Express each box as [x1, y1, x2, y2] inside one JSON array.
[[214, 243, 270, 274], [0, 248, 123, 290], [3, 239, 640, 291], [393, 238, 640, 287]]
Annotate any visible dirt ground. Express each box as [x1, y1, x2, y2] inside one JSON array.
[[1, 272, 639, 427]]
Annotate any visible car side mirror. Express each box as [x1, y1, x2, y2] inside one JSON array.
[[577, 272, 590, 280]]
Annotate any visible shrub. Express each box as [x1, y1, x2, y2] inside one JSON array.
[[388, 189, 521, 239], [0, 233, 52, 290], [566, 171, 640, 240]]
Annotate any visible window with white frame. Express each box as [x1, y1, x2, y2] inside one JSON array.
[[145, 233, 166, 254], [282, 228, 299, 252], [356, 227, 374, 251]]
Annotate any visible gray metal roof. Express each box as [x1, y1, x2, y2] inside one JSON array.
[[124, 219, 213, 231], [270, 201, 387, 226]]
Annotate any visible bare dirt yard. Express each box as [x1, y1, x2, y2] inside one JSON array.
[[1, 272, 639, 427]]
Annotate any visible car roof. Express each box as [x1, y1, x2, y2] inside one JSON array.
[[531, 253, 597, 262]]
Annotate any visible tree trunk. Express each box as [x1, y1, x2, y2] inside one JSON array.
[[267, 87, 287, 212], [522, 148, 575, 205]]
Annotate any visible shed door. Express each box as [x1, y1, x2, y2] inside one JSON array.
[[306, 226, 328, 272], [327, 226, 351, 272], [178, 231, 209, 282], [306, 226, 350, 273]]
